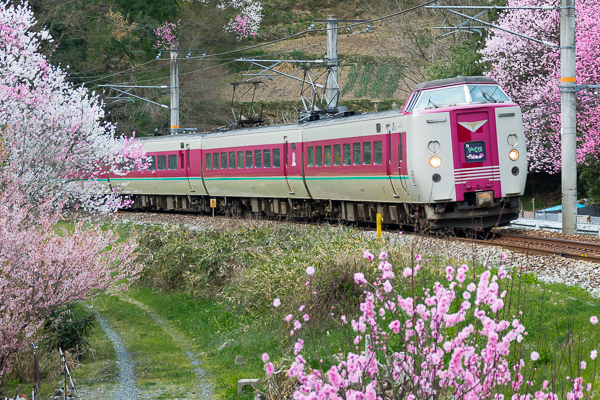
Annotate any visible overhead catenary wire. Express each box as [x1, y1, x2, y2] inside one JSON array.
[[77, 0, 439, 86]]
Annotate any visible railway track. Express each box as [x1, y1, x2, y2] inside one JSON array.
[[454, 233, 600, 263]]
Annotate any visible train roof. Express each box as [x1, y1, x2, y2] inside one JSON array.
[[413, 76, 497, 91], [137, 109, 400, 142]]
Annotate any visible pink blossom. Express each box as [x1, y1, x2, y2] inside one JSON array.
[[294, 339, 304, 355], [379, 252, 387, 259], [531, 351, 540, 361], [591, 316, 598, 325], [501, 253, 507, 261], [284, 314, 293, 322], [262, 353, 269, 362], [299, 305, 305, 312], [363, 250, 374, 261], [354, 272, 367, 284], [383, 280, 393, 293], [403, 268, 413, 277], [415, 254, 421, 262], [581, 361, 587, 369], [341, 315, 347, 324], [273, 298, 281, 307], [265, 362, 274, 376], [294, 320, 302, 330], [389, 320, 401, 333], [306, 266, 315, 275], [303, 314, 310, 322]]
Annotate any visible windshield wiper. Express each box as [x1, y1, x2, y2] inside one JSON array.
[[481, 90, 498, 103], [428, 97, 439, 108]]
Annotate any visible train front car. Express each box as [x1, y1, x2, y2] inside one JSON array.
[[401, 76, 527, 229]]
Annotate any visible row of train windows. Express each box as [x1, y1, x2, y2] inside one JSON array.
[[307, 141, 383, 167], [147, 154, 186, 171], [206, 149, 281, 170]]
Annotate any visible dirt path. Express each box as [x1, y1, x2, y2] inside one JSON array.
[[77, 312, 139, 399], [121, 297, 216, 400]]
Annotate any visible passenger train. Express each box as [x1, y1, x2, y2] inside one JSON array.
[[107, 76, 527, 229]]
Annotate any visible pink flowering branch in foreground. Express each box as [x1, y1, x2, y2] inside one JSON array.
[[264, 252, 597, 399], [154, 20, 179, 50]]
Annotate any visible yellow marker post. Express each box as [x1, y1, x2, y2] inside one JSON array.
[[377, 213, 382, 239], [210, 198, 217, 219]]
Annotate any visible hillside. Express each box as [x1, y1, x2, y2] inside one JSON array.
[[31, 0, 482, 135]]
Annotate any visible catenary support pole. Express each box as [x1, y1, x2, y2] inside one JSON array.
[[170, 48, 180, 135], [326, 15, 338, 111], [560, 0, 576, 234]]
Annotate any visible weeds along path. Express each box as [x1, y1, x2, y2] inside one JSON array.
[[120, 296, 216, 400]]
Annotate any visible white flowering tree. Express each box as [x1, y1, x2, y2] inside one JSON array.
[[0, 0, 146, 213]]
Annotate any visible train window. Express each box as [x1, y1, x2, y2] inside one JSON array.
[[376, 123, 381, 133], [325, 145, 332, 166], [168, 154, 178, 170], [246, 150, 253, 168], [353, 143, 361, 165], [158, 155, 167, 170], [221, 152, 227, 169], [334, 144, 341, 166], [273, 149, 280, 168], [237, 151, 244, 168], [363, 142, 372, 165], [229, 152, 236, 169], [308, 147, 314, 167], [316, 146, 323, 167], [213, 153, 219, 170], [374, 141, 383, 165], [206, 153, 212, 170], [292, 143, 296, 150], [180, 154, 185, 169], [414, 86, 466, 110], [343, 144, 351, 165], [468, 85, 510, 103], [264, 149, 271, 168], [254, 150, 262, 168], [148, 155, 156, 170]]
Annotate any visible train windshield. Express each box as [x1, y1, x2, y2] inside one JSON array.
[[409, 84, 512, 111], [468, 85, 511, 103], [413, 86, 467, 110]]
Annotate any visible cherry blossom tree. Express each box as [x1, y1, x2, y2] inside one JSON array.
[[0, 182, 140, 380], [0, 0, 142, 385], [0, 0, 146, 213], [479, 0, 600, 174]]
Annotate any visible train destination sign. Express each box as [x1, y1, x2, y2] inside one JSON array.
[[464, 141, 486, 163]]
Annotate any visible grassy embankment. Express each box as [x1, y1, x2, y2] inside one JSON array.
[[9, 219, 600, 399], [75, 220, 600, 399]]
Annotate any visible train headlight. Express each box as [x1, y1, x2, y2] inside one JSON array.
[[508, 149, 519, 161], [429, 156, 442, 168]]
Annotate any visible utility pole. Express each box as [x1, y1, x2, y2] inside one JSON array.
[[561, 0, 577, 234], [170, 48, 180, 135], [326, 15, 338, 111]]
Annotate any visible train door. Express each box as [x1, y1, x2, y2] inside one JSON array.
[[180, 145, 195, 192], [283, 138, 294, 194], [453, 110, 500, 202], [389, 131, 408, 196]]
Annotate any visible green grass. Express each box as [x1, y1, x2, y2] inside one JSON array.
[[90, 295, 199, 394]]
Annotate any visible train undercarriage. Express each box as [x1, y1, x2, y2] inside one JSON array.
[[127, 194, 521, 230]]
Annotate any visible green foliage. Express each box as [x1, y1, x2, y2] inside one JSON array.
[[341, 64, 360, 97], [354, 63, 375, 98], [43, 305, 96, 354], [369, 64, 389, 98], [113, 0, 178, 23], [580, 158, 600, 206], [426, 41, 489, 80]]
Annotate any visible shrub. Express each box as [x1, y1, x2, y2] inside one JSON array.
[[263, 251, 600, 399]]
